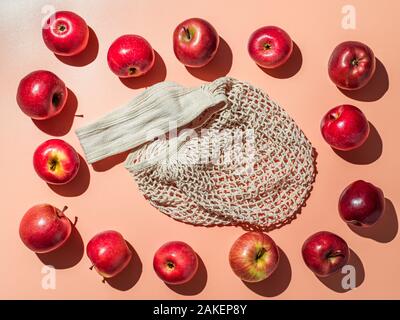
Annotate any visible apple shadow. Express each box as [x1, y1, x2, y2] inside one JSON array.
[[339, 58, 389, 102], [120, 50, 167, 89], [32, 88, 78, 136], [165, 254, 207, 295], [317, 248, 365, 293], [55, 27, 99, 66], [105, 242, 142, 291], [186, 37, 232, 81], [348, 198, 397, 243], [92, 149, 132, 172], [36, 225, 84, 269], [333, 122, 382, 165], [243, 247, 291, 297], [258, 41, 302, 79], [48, 154, 90, 196]]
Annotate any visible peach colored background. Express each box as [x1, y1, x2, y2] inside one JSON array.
[[0, 0, 399, 299]]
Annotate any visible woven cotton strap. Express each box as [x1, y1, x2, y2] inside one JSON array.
[[76, 81, 227, 164]]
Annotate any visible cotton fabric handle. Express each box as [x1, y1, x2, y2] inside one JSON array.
[[75, 81, 227, 164]]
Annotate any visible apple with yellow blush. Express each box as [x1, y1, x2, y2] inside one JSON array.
[[33, 139, 80, 185]]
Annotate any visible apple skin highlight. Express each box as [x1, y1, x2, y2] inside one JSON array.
[[153, 241, 199, 285], [321, 104, 370, 151], [86, 230, 132, 279], [302, 231, 349, 277], [19, 204, 72, 253], [339, 180, 385, 227], [173, 18, 219, 68], [42, 11, 89, 56], [328, 41, 376, 90], [107, 34, 155, 78], [248, 26, 293, 69], [16, 70, 68, 120]]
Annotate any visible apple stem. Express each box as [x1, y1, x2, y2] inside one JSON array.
[[52, 93, 62, 107], [89, 265, 94, 270], [327, 250, 345, 259], [102, 278, 106, 283], [329, 113, 339, 121], [56, 206, 68, 218], [75, 114, 84, 118], [351, 58, 359, 67], [73, 216, 78, 226], [350, 220, 362, 227], [263, 43, 272, 50], [128, 67, 136, 75], [255, 248, 266, 260], [49, 159, 57, 171], [183, 27, 191, 40], [58, 24, 66, 32]]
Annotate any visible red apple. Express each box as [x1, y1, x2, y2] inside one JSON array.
[[229, 232, 279, 283], [33, 139, 80, 185], [16, 70, 68, 120], [173, 18, 219, 68], [107, 35, 155, 78], [86, 230, 132, 278], [328, 41, 376, 90], [42, 11, 89, 56], [302, 231, 349, 277], [339, 180, 385, 227], [153, 241, 198, 285], [19, 204, 72, 253], [248, 26, 293, 69], [320, 104, 369, 151]]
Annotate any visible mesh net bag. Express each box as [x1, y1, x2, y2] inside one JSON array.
[[76, 77, 316, 229]]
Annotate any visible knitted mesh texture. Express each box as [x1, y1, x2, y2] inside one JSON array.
[[123, 78, 316, 228]]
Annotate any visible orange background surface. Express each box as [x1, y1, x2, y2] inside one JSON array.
[[0, 0, 399, 299]]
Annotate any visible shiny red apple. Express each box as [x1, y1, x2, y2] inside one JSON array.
[[173, 18, 219, 68], [320, 104, 369, 151], [42, 10, 89, 56], [153, 241, 198, 285], [16, 70, 68, 120], [33, 139, 80, 185], [302, 231, 349, 277], [248, 26, 293, 69], [339, 180, 385, 227], [87, 230, 132, 278], [229, 232, 279, 283], [19, 204, 72, 253], [328, 41, 376, 90], [107, 34, 155, 78]]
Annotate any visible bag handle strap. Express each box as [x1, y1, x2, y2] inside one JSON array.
[[76, 80, 228, 164]]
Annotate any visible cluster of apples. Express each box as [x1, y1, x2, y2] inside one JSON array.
[[19, 203, 198, 283], [15, 10, 208, 284], [229, 181, 385, 282], [229, 27, 385, 281], [16, 9, 386, 286], [305, 28, 385, 278], [13, 11, 218, 285]]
